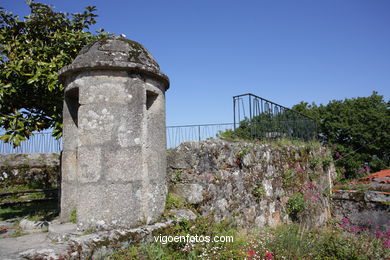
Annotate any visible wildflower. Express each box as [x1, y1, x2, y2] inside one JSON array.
[[235, 158, 241, 166], [297, 167, 304, 173], [264, 251, 274, 259], [0, 226, 8, 234], [350, 227, 357, 232], [335, 152, 343, 159], [383, 239, 390, 248], [247, 249, 255, 256], [247, 249, 256, 259], [340, 223, 347, 229], [342, 218, 349, 224], [376, 231, 383, 239]]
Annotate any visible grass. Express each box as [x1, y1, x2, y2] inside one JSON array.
[[107, 216, 390, 259], [219, 135, 322, 150], [165, 193, 187, 211], [9, 229, 28, 238], [0, 185, 37, 193], [69, 208, 77, 223], [0, 200, 59, 221]]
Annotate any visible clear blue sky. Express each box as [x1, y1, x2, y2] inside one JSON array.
[[3, 0, 390, 126]]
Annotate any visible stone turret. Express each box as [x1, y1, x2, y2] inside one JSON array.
[[59, 38, 169, 229]]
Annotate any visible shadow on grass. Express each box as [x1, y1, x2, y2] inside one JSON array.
[[0, 200, 59, 221]]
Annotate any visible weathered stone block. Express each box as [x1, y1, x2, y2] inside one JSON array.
[[77, 183, 141, 227], [104, 147, 143, 182], [60, 182, 78, 221], [61, 151, 77, 182], [78, 146, 102, 183], [172, 183, 204, 204]]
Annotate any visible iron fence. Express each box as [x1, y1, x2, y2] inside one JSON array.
[[0, 93, 318, 153], [233, 93, 317, 141], [0, 124, 234, 153], [0, 132, 62, 154], [166, 123, 234, 148]]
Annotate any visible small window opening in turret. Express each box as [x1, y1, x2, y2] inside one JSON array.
[[65, 87, 80, 127], [146, 90, 158, 110]]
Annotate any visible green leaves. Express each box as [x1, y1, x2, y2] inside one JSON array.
[[293, 92, 390, 179], [0, 0, 111, 146]]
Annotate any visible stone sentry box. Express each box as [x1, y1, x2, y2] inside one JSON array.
[[58, 38, 169, 229]]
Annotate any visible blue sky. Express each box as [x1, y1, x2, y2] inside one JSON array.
[[3, 0, 390, 126]]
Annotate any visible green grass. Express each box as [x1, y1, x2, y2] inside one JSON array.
[[9, 229, 28, 238], [165, 193, 187, 211], [0, 185, 36, 193], [218, 134, 322, 150], [0, 200, 59, 221], [69, 208, 77, 223], [108, 217, 390, 259]]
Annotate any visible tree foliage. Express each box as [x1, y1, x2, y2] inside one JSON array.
[[0, 0, 109, 146], [218, 109, 317, 141], [292, 92, 390, 179], [220, 92, 389, 179]]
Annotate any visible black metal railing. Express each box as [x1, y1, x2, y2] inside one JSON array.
[[233, 93, 317, 141]]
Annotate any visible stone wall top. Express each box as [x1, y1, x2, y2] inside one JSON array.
[[58, 38, 169, 89], [0, 153, 59, 168]]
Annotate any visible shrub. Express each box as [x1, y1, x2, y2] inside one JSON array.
[[286, 193, 306, 221], [165, 193, 185, 210]]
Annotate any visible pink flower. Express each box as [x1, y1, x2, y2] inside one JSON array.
[[340, 223, 347, 228], [297, 167, 304, 173], [333, 144, 336, 148], [264, 251, 273, 259], [247, 249, 255, 257], [350, 227, 357, 232], [376, 231, 383, 239], [383, 239, 390, 248], [335, 152, 343, 159], [342, 218, 349, 224]]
